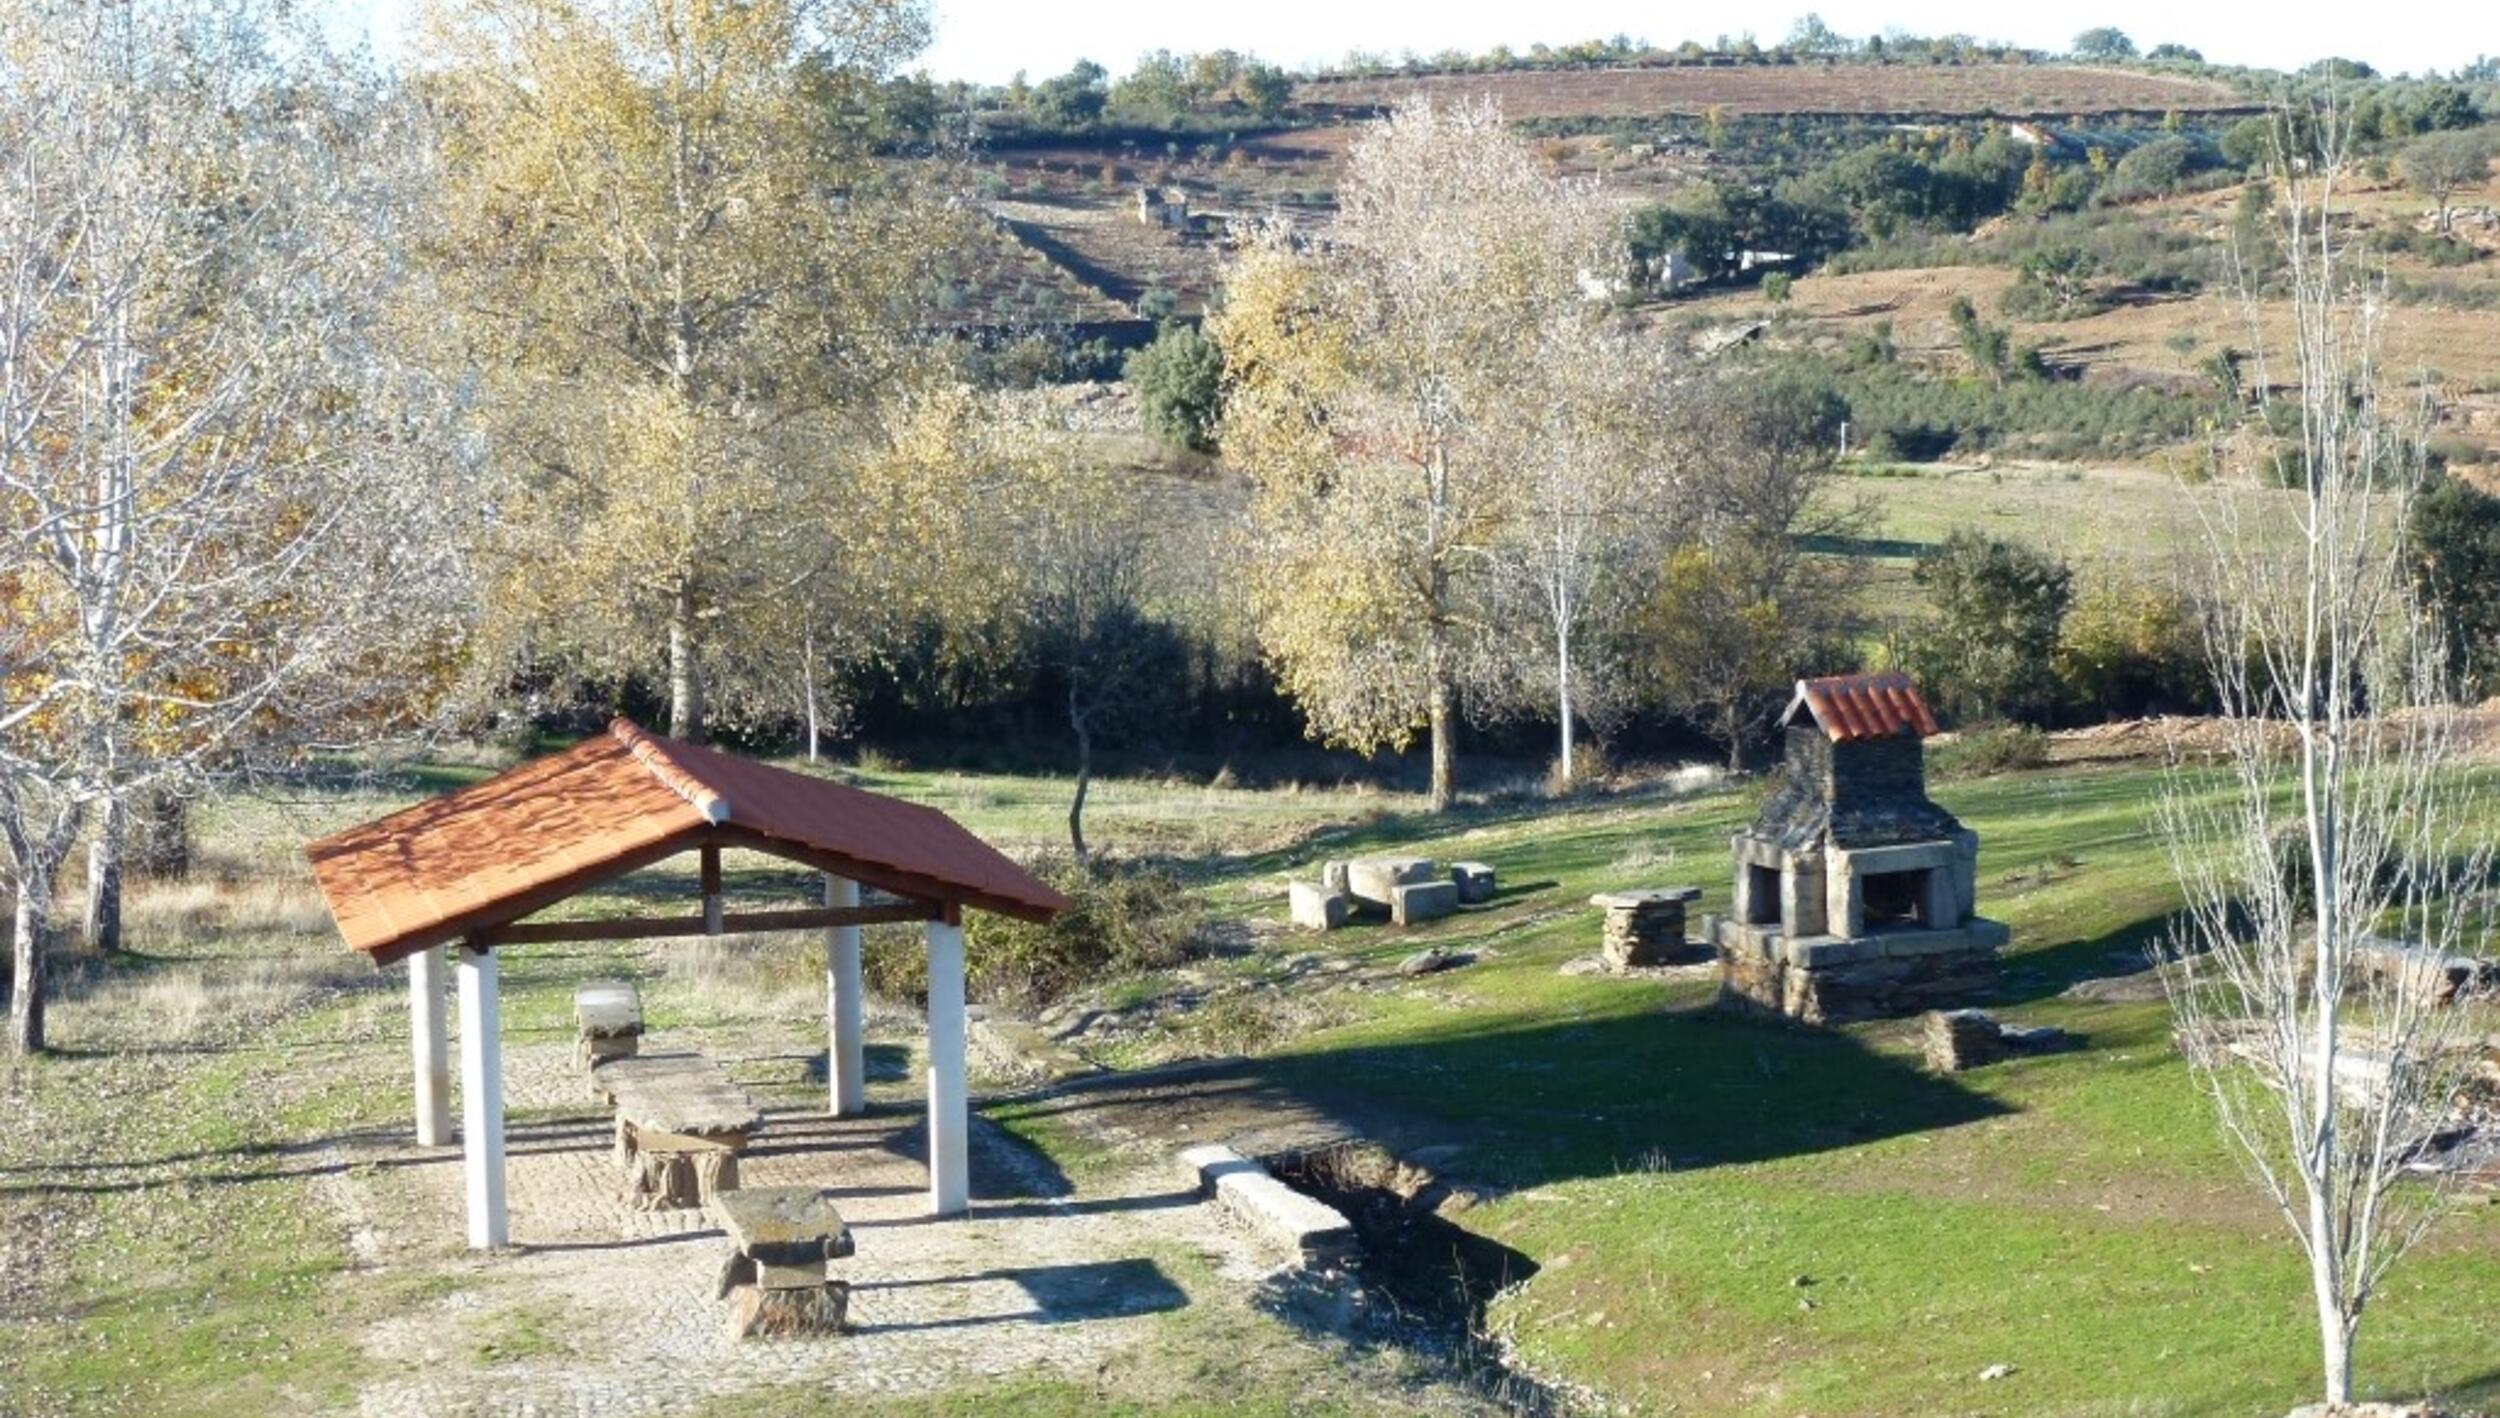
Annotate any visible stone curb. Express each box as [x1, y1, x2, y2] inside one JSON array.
[[1175, 1143, 1359, 1268]]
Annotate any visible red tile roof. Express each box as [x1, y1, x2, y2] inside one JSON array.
[[307, 720, 1067, 966], [1781, 672, 1940, 742]]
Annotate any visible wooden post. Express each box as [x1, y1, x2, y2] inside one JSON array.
[[701, 845, 724, 935], [825, 874, 865, 1116], [408, 945, 451, 1146], [925, 915, 968, 1217], [457, 942, 508, 1249]]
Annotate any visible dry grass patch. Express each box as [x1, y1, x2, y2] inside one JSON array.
[[50, 947, 370, 1051], [120, 870, 332, 949], [664, 932, 826, 1023]]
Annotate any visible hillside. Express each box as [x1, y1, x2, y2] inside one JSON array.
[[1294, 59, 2254, 121], [954, 63, 2500, 487]]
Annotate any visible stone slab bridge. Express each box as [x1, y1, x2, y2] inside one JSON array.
[[305, 719, 1067, 1249]]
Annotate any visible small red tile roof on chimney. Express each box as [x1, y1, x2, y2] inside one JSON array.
[[1780, 672, 1941, 742], [306, 719, 1067, 967]]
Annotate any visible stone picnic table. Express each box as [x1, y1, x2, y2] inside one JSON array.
[[592, 1052, 763, 1210], [711, 1185, 856, 1338]]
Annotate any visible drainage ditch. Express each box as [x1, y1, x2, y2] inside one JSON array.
[[1266, 1142, 1580, 1415]]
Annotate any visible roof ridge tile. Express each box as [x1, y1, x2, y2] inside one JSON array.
[[610, 718, 731, 824]]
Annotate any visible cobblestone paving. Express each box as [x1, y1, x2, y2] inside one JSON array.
[[344, 1027, 1269, 1416]]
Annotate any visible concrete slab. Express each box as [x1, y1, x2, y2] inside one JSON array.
[[1176, 1143, 1358, 1268]]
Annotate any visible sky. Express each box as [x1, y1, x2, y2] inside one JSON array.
[[333, 0, 2488, 80]]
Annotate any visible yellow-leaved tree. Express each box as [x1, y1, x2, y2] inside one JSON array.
[[421, 0, 962, 740], [1212, 99, 1616, 810]]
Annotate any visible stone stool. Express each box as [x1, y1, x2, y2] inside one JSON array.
[[713, 1185, 856, 1339], [573, 979, 644, 1072]]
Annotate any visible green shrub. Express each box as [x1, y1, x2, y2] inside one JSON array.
[[1125, 320, 1225, 453], [1998, 245, 2102, 320], [2054, 572, 2210, 718], [1903, 529, 2074, 725], [2409, 474, 2500, 697], [1930, 722, 2049, 779], [964, 857, 1197, 1008]]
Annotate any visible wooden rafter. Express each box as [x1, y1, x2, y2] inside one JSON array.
[[478, 902, 934, 947]]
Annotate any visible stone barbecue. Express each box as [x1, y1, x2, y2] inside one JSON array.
[[1709, 672, 2008, 1023]]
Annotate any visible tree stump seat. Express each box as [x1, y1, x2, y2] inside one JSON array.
[[573, 979, 645, 1071], [593, 1052, 761, 1210], [711, 1185, 855, 1339]]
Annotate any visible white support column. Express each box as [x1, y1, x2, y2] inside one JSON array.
[[456, 942, 509, 1250], [824, 874, 865, 1116], [408, 945, 451, 1147], [925, 916, 969, 1217]]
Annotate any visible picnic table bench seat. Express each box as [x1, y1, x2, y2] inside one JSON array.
[[592, 1052, 762, 1210], [711, 1185, 855, 1338], [573, 979, 645, 1070]]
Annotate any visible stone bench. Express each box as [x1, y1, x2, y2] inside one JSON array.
[[1289, 880, 1350, 931], [573, 979, 644, 1071], [593, 1052, 762, 1211], [1391, 879, 1458, 926], [712, 1185, 855, 1339]]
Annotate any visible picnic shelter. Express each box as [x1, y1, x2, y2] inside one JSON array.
[[305, 718, 1067, 1248]]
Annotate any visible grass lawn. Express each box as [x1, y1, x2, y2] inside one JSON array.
[[4, 746, 2496, 1415], [966, 756, 2500, 1415]]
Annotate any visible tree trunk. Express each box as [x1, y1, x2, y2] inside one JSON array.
[[667, 585, 705, 743], [1067, 685, 1092, 862], [1556, 624, 1576, 787], [133, 790, 189, 879], [85, 796, 123, 955], [1427, 668, 1457, 813], [10, 866, 51, 1056], [802, 629, 822, 763], [2314, 1266, 2354, 1404]]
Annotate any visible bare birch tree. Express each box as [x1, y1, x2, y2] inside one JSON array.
[[1491, 318, 1684, 785], [0, 0, 474, 1053], [2158, 111, 2492, 1408]]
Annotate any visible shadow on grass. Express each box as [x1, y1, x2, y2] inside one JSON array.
[[1993, 910, 2181, 1006], [985, 1004, 2001, 1414], [0, 1114, 606, 1194], [996, 1002, 2009, 1195], [1798, 531, 1935, 559]]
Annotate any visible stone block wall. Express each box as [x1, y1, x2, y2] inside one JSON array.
[[1710, 915, 2007, 1024]]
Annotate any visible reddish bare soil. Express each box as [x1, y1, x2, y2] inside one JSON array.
[[1294, 62, 2253, 121]]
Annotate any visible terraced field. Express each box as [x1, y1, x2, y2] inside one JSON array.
[[1294, 61, 2256, 121]]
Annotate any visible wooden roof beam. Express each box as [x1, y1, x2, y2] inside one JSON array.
[[478, 901, 937, 948]]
